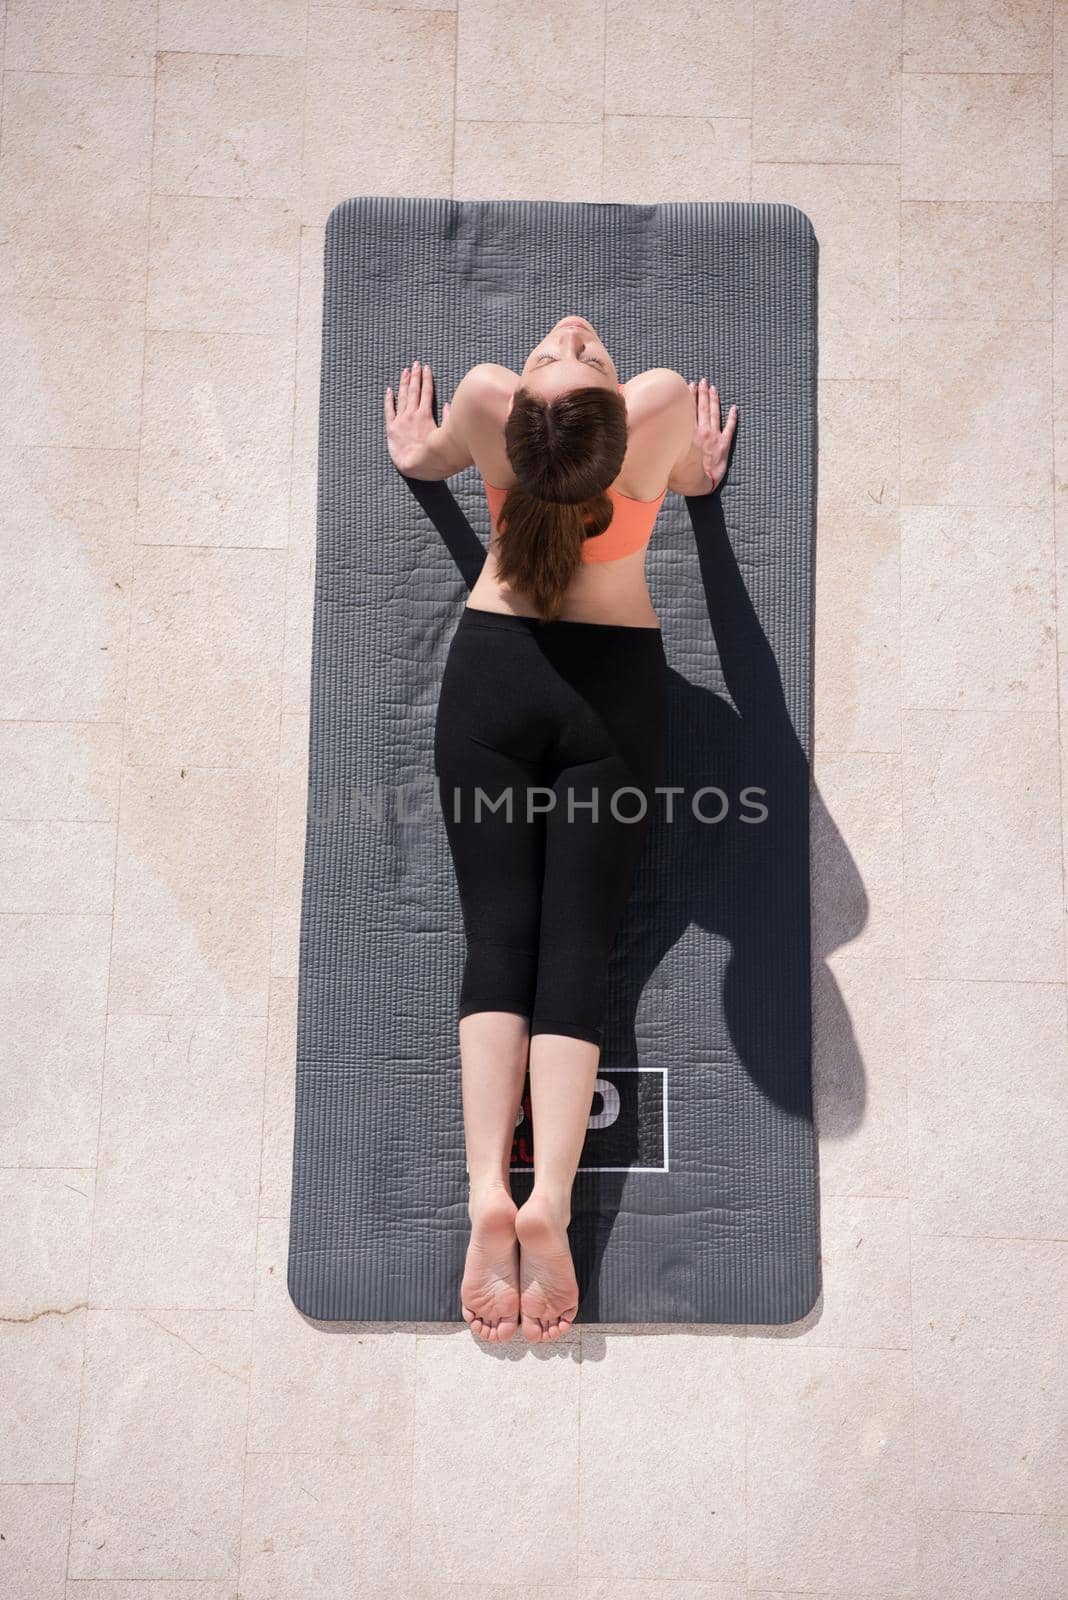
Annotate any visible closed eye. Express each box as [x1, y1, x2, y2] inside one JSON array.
[[535, 353, 607, 371]]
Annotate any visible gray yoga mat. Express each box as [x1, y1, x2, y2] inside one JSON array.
[[288, 195, 820, 1325]]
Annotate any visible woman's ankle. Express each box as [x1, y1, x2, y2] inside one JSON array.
[[467, 1173, 515, 1208], [525, 1183, 573, 1225]]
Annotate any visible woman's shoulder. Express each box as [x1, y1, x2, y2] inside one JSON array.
[[458, 364, 516, 483], [616, 368, 690, 499]]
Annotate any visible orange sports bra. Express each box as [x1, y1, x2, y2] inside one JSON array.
[[481, 382, 668, 564]]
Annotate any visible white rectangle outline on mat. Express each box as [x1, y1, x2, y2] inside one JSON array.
[[511, 1064, 669, 1175]]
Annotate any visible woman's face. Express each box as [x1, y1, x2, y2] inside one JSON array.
[[517, 316, 618, 401]]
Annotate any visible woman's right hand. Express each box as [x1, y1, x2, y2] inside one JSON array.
[[688, 377, 737, 491], [384, 359, 450, 476]]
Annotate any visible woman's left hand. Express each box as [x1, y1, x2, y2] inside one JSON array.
[[384, 359, 449, 474]]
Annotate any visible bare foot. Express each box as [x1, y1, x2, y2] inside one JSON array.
[[461, 1185, 520, 1342], [514, 1190, 579, 1342]]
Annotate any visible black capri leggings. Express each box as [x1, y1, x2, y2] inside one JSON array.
[[433, 605, 668, 1048]]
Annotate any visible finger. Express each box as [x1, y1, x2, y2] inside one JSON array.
[[709, 382, 721, 427], [725, 402, 738, 436], [384, 384, 394, 422], [698, 376, 710, 426], [397, 365, 410, 408], [419, 361, 433, 414], [406, 360, 421, 411]]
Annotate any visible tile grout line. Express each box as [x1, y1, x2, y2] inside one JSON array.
[[450, 1, 459, 198], [231, 0, 316, 1590], [599, 0, 607, 198], [59, 5, 163, 1587], [1050, 15, 1068, 1028], [898, 10, 922, 1585]]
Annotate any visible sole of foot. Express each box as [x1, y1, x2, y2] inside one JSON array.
[[460, 1186, 520, 1342], [514, 1190, 579, 1342]]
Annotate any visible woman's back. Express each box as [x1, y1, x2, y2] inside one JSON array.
[[465, 365, 688, 627]]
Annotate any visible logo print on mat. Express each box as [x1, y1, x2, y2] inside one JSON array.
[[510, 1066, 667, 1173]]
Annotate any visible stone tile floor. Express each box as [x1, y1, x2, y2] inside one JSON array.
[[1, 2, 1065, 1596]]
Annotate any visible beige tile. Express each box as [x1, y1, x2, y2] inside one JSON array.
[[1, 297, 144, 450], [68, 1309, 250, 1580], [745, 1342, 916, 1590], [66, 1584, 235, 1599], [1057, 0, 1068, 155], [750, 1595, 907, 1600], [153, 51, 303, 202], [579, 1334, 746, 1581], [753, 164, 900, 381], [811, 754, 902, 963], [901, 319, 1051, 509], [455, 120, 603, 200], [137, 331, 295, 547], [605, 0, 751, 119], [107, 766, 275, 1016], [1060, 657, 1068, 916], [771, 1194, 911, 1349], [0, 1170, 92, 1483], [603, 116, 751, 204], [456, 0, 602, 123], [911, 1235, 1068, 1515], [753, 0, 900, 163], [308, 0, 456, 56], [4, 0, 157, 74], [0, 1302, 86, 1483], [124, 545, 286, 768], [410, 1333, 579, 1579], [901, 505, 1057, 710], [0, 912, 110, 1167], [0, 1485, 72, 1600], [0, 818, 114, 913], [0, 446, 136, 723], [281, 490, 316, 712], [814, 953, 910, 1201], [281, 229, 322, 710], [89, 1014, 266, 1309], [906, 979, 1068, 1238], [159, 0, 308, 56], [916, 1504, 1068, 1595], [258, 975, 296, 1217], [902, 200, 1052, 321], [270, 711, 308, 979], [0, 71, 153, 300], [239, 1450, 412, 1596], [247, 1217, 416, 1451], [147, 194, 301, 337], [292, 225, 324, 484], [814, 504, 900, 755], [403, 1589, 743, 1600], [302, 22, 455, 226], [1054, 160, 1068, 647], [902, 709, 1063, 983], [0, 721, 122, 821], [903, 72, 1051, 202], [817, 381, 899, 509], [903, 0, 1052, 73]]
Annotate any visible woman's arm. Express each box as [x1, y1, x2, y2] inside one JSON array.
[[384, 361, 498, 481]]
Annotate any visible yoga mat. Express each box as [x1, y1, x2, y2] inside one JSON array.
[[288, 196, 820, 1325]]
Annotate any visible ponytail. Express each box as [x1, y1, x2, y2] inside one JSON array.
[[491, 384, 628, 621]]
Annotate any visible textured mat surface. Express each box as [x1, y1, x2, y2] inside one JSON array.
[[289, 196, 820, 1325]]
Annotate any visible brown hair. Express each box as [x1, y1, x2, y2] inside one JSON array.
[[491, 383, 629, 620]]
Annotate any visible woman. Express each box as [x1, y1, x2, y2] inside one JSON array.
[[384, 316, 737, 1344]]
